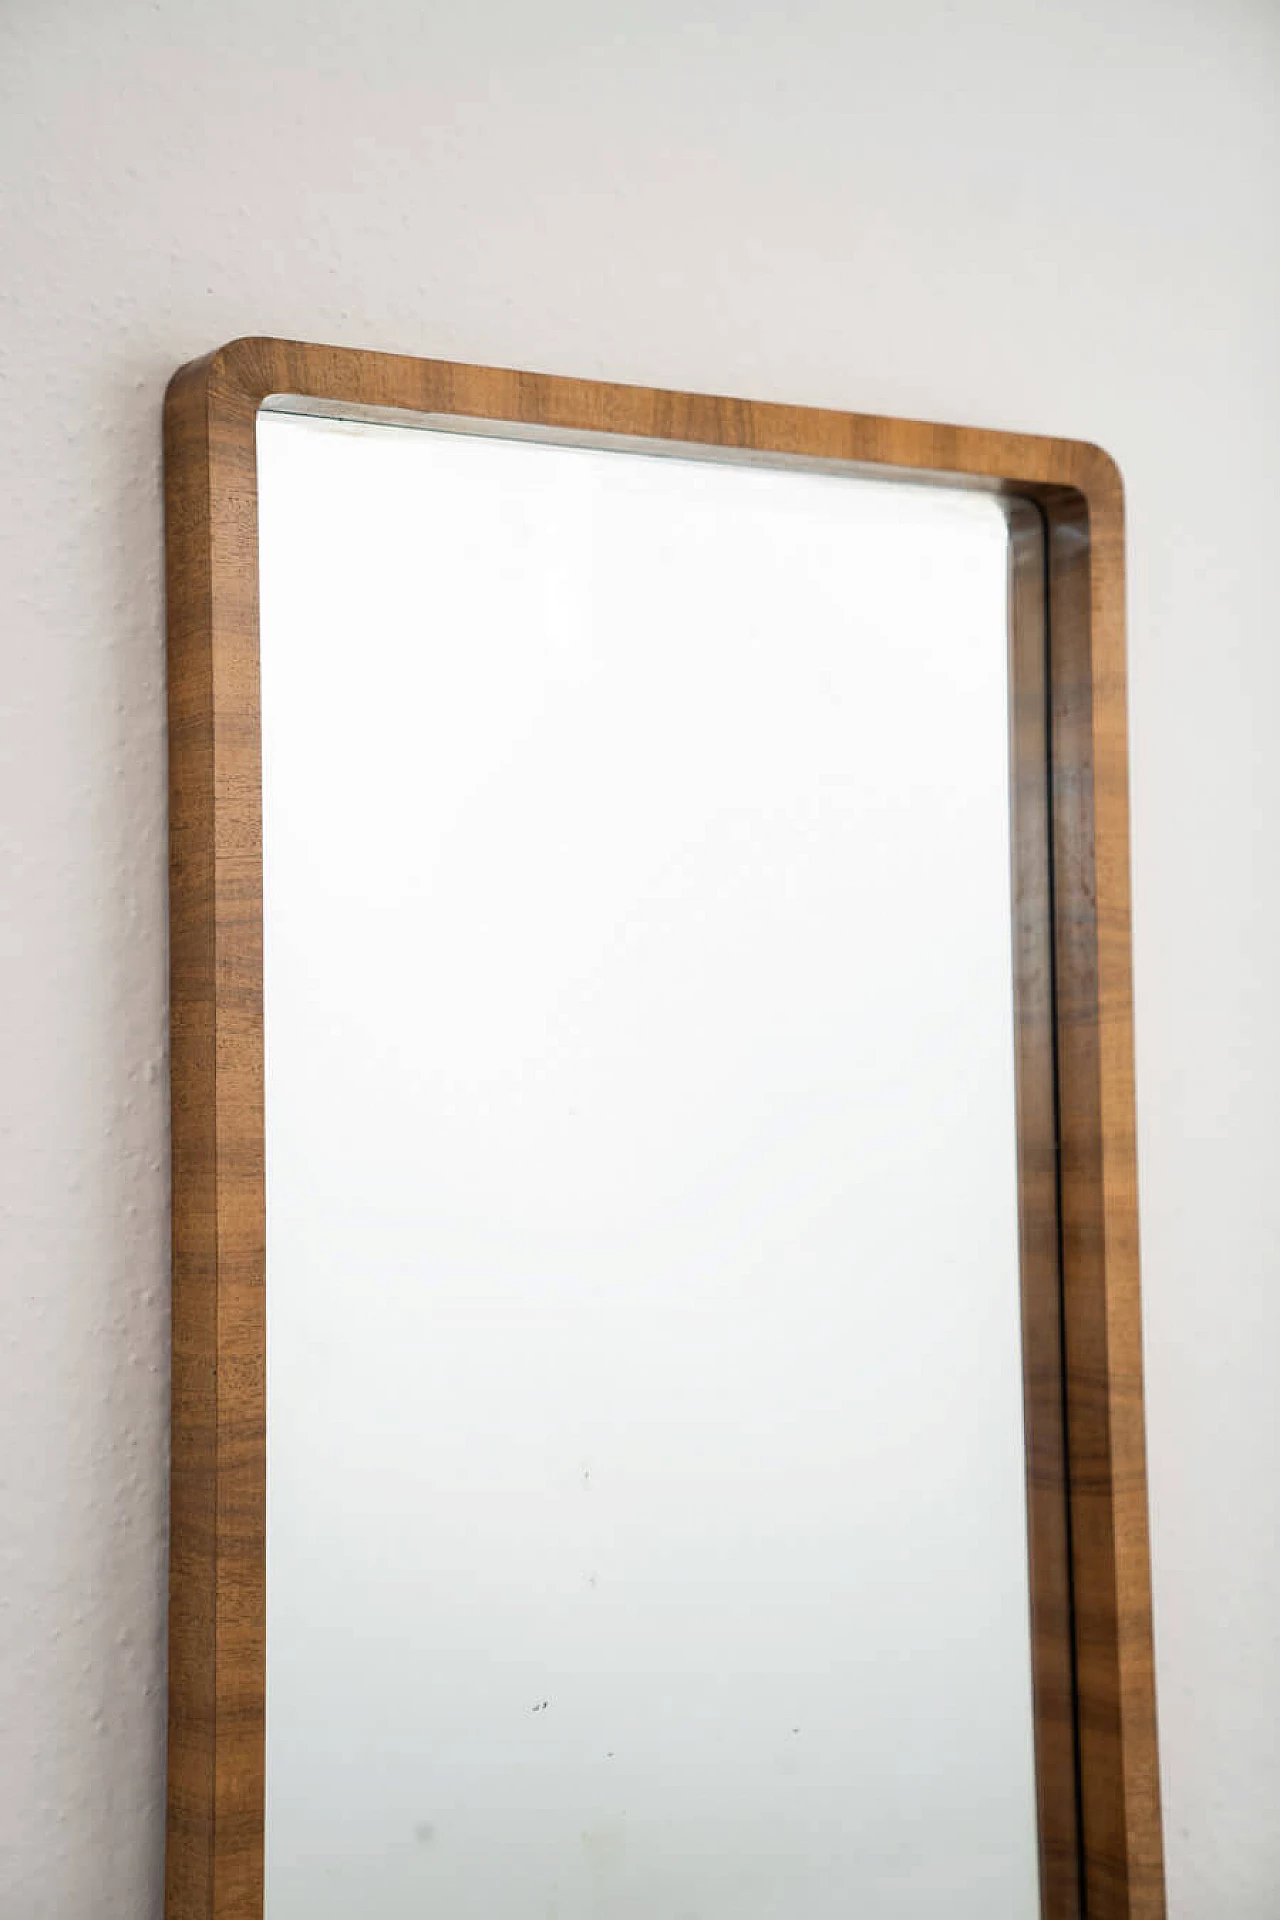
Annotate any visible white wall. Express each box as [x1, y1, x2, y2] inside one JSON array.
[[1, 0, 1276, 1912]]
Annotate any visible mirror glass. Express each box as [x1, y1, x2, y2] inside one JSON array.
[[256, 409, 1041, 1919]]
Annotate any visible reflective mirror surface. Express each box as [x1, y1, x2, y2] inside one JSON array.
[[257, 411, 1040, 1918]]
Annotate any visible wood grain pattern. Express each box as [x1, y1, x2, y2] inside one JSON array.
[[164, 338, 1165, 1919]]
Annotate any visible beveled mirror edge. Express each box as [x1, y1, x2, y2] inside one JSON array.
[[1005, 501, 1082, 1914], [164, 338, 1164, 1920]]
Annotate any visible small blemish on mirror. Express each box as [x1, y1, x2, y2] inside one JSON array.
[[580, 1822, 627, 1876], [413, 1821, 435, 1844], [532, 1699, 548, 1712]]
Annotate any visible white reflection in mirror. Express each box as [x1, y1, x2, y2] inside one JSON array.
[[257, 411, 1039, 1919]]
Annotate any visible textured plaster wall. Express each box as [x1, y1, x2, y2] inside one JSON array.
[[1, 1, 1278, 1914]]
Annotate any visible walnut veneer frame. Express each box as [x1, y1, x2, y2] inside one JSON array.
[[165, 337, 1165, 1919]]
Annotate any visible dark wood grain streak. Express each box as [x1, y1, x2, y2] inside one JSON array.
[[164, 338, 1165, 1920], [1045, 489, 1165, 1919]]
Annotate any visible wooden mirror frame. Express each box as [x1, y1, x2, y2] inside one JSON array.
[[164, 337, 1165, 1920]]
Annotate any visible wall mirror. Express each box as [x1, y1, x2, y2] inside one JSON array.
[[164, 340, 1165, 1920]]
